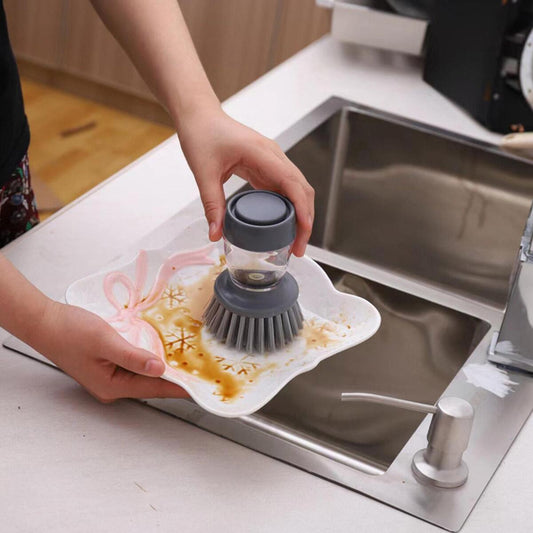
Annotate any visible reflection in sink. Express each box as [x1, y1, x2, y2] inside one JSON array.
[[287, 108, 533, 307], [259, 263, 490, 471]]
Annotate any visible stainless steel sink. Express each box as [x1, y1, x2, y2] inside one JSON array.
[[259, 264, 490, 473], [146, 99, 533, 531], [7, 98, 533, 531], [287, 101, 533, 308]]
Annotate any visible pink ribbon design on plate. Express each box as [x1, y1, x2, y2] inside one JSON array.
[[103, 245, 215, 357]]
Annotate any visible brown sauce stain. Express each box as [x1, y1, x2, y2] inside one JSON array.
[[301, 318, 340, 350], [184, 257, 225, 322], [141, 255, 266, 402]]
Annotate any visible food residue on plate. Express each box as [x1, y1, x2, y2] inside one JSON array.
[[106, 247, 348, 403], [141, 256, 269, 402], [301, 317, 341, 349]]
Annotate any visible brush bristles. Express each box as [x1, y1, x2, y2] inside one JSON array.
[[203, 296, 304, 354]]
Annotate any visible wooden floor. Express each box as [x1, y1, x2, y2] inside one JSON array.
[[21, 78, 174, 214]]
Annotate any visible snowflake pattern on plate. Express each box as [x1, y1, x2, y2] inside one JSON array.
[[161, 285, 187, 309], [164, 326, 198, 353]]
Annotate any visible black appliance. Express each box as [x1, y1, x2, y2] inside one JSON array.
[[424, 0, 533, 133]]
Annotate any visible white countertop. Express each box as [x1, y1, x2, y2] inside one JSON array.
[[1, 36, 531, 532]]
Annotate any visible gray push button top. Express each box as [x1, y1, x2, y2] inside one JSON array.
[[224, 190, 296, 252], [234, 192, 288, 225]]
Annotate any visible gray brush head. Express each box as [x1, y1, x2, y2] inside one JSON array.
[[203, 270, 304, 353]]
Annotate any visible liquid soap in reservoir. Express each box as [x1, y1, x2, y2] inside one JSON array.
[[224, 240, 291, 288]]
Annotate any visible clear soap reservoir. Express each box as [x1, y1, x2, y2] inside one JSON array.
[[222, 190, 296, 291], [224, 240, 291, 288]]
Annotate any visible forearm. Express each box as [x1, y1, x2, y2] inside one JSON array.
[[90, 0, 315, 254], [89, 0, 220, 130], [0, 253, 52, 348]]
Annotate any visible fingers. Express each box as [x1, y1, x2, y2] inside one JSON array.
[[196, 171, 226, 242], [278, 173, 314, 257], [87, 333, 188, 401], [239, 144, 314, 256], [103, 330, 166, 378], [90, 369, 189, 402], [109, 369, 189, 400]]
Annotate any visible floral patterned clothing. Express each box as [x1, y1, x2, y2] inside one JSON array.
[[0, 154, 39, 248]]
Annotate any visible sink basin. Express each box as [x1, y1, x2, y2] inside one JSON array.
[[287, 103, 533, 308], [7, 98, 532, 531], [259, 264, 490, 472], [145, 99, 533, 531]]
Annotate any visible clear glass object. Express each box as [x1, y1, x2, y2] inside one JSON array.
[[224, 238, 291, 289]]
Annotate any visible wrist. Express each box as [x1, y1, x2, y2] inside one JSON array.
[[25, 297, 62, 357], [170, 93, 222, 135]]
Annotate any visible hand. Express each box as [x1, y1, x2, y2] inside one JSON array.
[[177, 107, 315, 257], [34, 301, 187, 403]]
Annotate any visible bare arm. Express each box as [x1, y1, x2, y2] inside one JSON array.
[[0, 253, 48, 347], [89, 0, 218, 129], [90, 0, 314, 256], [0, 1, 315, 403]]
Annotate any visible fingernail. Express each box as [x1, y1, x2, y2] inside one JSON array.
[[209, 222, 217, 239], [308, 214, 313, 228], [145, 358, 163, 374]]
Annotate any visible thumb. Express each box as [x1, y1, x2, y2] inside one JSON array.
[[197, 173, 226, 241], [104, 330, 166, 377]]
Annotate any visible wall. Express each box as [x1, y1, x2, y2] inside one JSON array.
[[4, 0, 331, 124]]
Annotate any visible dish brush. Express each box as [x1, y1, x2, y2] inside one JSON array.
[[203, 190, 304, 353]]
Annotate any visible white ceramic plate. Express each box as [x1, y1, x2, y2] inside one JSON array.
[[66, 218, 381, 417]]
